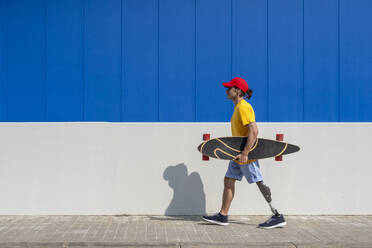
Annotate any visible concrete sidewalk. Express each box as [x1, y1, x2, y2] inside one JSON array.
[[0, 215, 371, 247]]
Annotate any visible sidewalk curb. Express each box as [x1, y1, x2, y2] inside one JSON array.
[[0, 241, 294, 248], [2, 241, 372, 248]]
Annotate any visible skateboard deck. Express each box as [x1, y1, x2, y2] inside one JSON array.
[[198, 136, 300, 160]]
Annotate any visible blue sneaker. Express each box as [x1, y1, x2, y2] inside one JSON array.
[[202, 213, 229, 226], [258, 214, 287, 229]]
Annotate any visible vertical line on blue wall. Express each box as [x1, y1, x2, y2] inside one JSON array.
[[82, 0, 86, 121], [4, 1, 9, 121], [266, 0, 269, 121], [302, 0, 305, 122], [122, 0, 127, 121], [120, 0, 123, 121], [45, 0, 48, 121], [230, 0, 233, 79], [5, 0, 8, 121], [194, 0, 197, 121], [157, 0, 160, 122], [337, 0, 341, 122]]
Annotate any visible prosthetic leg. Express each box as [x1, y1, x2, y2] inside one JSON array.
[[256, 181, 280, 216]]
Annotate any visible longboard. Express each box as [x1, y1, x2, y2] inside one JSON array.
[[197, 137, 300, 160]]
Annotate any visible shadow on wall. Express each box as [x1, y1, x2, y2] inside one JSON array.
[[163, 163, 206, 215]]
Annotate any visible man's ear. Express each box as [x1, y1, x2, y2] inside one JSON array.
[[239, 88, 244, 97]]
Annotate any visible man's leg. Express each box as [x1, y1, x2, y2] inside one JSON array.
[[256, 180, 287, 228], [240, 160, 286, 228], [242, 160, 280, 216], [256, 181, 280, 216], [202, 161, 242, 226], [220, 177, 236, 216]]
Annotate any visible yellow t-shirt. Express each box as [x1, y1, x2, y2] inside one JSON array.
[[231, 99, 257, 164]]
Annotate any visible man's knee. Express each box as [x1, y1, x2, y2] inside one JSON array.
[[224, 177, 236, 188]]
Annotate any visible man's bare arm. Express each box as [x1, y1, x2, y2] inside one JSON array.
[[241, 121, 259, 156], [235, 122, 259, 163]]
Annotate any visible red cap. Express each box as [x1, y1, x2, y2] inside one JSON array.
[[222, 77, 249, 92]]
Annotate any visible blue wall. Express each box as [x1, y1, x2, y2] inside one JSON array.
[[0, 0, 371, 122]]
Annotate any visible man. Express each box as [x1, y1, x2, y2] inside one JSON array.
[[202, 77, 287, 229]]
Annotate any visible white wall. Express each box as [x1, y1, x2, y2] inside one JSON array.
[[0, 122, 371, 215]]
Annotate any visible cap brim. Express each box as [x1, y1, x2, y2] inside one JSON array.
[[222, 82, 233, 88]]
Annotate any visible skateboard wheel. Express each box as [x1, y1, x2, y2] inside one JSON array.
[[203, 133, 210, 161], [275, 134, 283, 161]]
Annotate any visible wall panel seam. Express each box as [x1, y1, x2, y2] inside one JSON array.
[[302, 0, 305, 122], [5, 0, 8, 121], [338, 0, 341, 122], [83, 0, 86, 121], [194, 0, 197, 122], [266, 0, 269, 121], [120, 0, 123, 122], [45, 0, 48, 121]]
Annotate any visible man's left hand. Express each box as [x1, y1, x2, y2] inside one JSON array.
[[235, 153, 249, 163]]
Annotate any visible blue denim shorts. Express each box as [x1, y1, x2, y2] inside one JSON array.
[[225, 160, 263, 184]]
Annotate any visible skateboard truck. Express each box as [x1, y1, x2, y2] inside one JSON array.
[[275, 133, 283, 161], [202, 133, 210, 161]]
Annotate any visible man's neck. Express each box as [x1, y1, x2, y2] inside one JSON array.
[[233, 97, 244, 106]]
